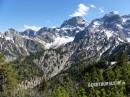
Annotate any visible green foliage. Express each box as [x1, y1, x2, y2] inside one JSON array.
[[116, 52, 128, 66], [37, 52, 130, 97], [13, 52, 44, 81], [83, 52, 130, 97], [38, 80, 47, 91], [53, 86, 69, 97], [0, 51, 129, 97], [0, 54, 18, 96], [77, 88, 87, 97]]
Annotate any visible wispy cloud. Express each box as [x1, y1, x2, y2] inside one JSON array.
[[90, 4, 105, 13], [90, 4, 96, 8], [90, 4, 105, 14], [99, 8, 105, 13], [23, 25, 41, 31], [70, 3, 90, 17]]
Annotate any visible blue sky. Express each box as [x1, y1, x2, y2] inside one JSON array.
[[0, 0, 130, 31]]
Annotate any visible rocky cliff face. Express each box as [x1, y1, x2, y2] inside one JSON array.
[[0, 29, 44, 61], [1, 12, 130, 78], [60, 16, 87, 28], [0, 17, 86, 60], [30, 12, 130, 78]]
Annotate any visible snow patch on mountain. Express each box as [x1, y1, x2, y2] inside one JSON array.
[[122, 17, 130, 22], [105, 31, 113, 39], [92, 21, 101, 27], [126, 38, 130, 42], [5, 36, 13, 41], [45, 36, 74, 49], [116, 24, 123, 29], [118, 37, 124, 42], [0, 34, 14, 42], [0, 34, 3, 38]]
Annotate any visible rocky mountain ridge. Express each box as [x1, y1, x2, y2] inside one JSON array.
[[0, 12, 130, 78]]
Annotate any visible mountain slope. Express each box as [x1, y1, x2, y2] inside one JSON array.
[[31, 12, 130, 78], [1, 12, 130, 79]]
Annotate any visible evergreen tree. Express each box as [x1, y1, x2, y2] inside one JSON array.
[[0, 54, 18, 96], [116, 52, 128, 66], [77, 88, 87, 97], [53, 86, 69, 97]]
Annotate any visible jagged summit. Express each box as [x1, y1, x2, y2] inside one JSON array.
[[1, 12, 130, 62], [21, 29, 36, 37], [60, 16, 87, 28], [0, 12, 130, 80], [4, 28, 18, 35], [105, 11, 119, 16], [103, 12, 122, 24]]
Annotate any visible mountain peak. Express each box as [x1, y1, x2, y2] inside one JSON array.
[[104, 11, 120, 17], [4, 28, 17, 36], [60, 16, 87, 28], [102, 12, 122, 26], [21, 29, 36, 37]]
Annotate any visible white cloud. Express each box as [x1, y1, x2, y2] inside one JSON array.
[[99, 8, 105, 13], [90, 4, 96, 8], [24, 25, 41, 31], [70, 3, 90, 17]]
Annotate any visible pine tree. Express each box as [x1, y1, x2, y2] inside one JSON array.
[[0, 54, 18, 96], [53, 86, 69, 97], [77, 88, 87, 97], [116, 52, 128, 66]]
